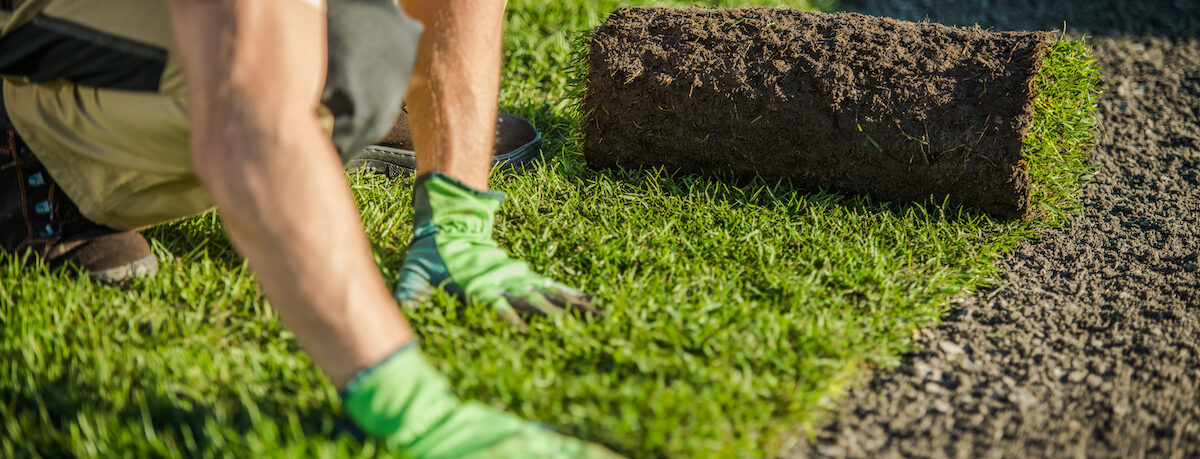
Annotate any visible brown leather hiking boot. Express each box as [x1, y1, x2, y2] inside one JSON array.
[[0, 129, 157, 283], [346, 107, 543, 179]]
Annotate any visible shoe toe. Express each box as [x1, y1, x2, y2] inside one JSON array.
[[49, 230, 157, 283]]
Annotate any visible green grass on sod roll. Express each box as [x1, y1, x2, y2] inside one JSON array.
[[0, 2, 1099, 458], [1024, 38, 1103, 223]]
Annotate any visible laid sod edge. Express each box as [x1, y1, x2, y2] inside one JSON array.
[[569, 14, 1100, 449]]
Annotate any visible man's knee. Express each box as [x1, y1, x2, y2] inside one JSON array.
[[323, 0, 423, 163]]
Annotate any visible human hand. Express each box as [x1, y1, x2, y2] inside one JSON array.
[[393, 172, 601, 331], [343, 345, 622, 458]]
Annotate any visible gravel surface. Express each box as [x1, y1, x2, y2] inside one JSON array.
[[789, 0, 1200, 457]]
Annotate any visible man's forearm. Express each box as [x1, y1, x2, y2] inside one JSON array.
[[167, 0, 412, 387], [399, 0, 507, 189], [200, 112, 411, 388]]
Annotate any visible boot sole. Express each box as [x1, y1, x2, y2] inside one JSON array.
[[88, 253, 158, 284], [346, 115, 543, 179], [347, 134, 542, 179]]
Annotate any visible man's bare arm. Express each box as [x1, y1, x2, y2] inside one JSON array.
[[162, 2, 616, 454], [166, 0, 411, 387]]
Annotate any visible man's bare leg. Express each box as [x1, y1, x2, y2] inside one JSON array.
[[399, 0, 504, 190], [391, 0, 600, 329]]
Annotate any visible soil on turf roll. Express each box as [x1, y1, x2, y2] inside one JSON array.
[[582, 7, 1054, 219]]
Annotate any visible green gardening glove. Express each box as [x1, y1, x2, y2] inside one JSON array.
[[394, 172, 600, 330], [342, 344, 623, 458]]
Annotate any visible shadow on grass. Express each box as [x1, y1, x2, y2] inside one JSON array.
[[501, 82, 1010, 231], [588, 162, 1010, 230], [141, 212, 246, 273], [2, 373, 359, 455]]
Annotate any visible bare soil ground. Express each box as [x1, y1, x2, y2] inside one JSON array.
[[790, 0, 1200, 457]]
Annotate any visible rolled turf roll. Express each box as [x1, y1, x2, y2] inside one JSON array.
[[582, 7, 1071, 219]]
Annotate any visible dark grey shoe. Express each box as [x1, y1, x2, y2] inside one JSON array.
[[346, 109, 543, 179]]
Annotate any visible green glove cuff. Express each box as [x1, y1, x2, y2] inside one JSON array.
[[393, 172, 526, 302], [340, 344, 620, 458], [341, 344, 522, 456], [393, 172, 600, 329], [340, 343, 456, 447]]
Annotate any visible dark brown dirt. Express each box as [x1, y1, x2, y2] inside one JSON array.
[[583, 7, 1053, 219], [787, 0, 1200, 457]]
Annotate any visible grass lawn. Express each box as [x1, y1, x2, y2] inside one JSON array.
[[0, 1, 1098, 457]]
